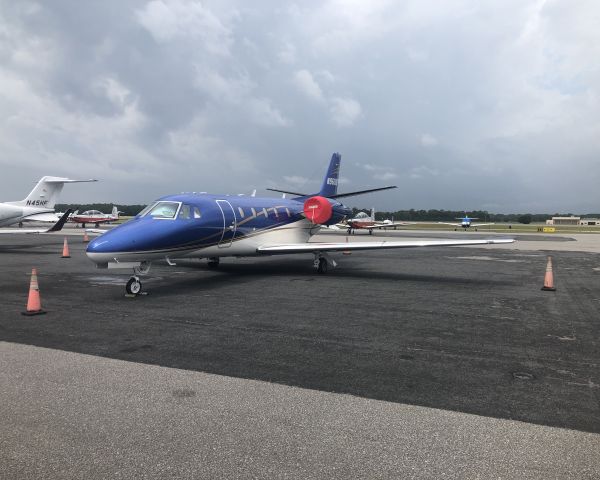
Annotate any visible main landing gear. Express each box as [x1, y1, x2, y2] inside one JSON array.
[[207, 257, 220, 269], [314, 253, 337, 274]]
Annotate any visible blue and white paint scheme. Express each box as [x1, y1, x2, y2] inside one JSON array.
[[438, 213, 495, 230], [86, 153, 514, 294]]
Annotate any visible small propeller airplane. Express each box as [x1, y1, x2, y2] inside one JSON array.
[[438, 213, 494, 231], [71, 206, 119, 228], [0, 176, 97, 227], [340, 208, 413, 234], [86, 153, 514, 295]]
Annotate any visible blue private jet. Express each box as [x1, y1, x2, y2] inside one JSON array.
[[86, 153, 514, 294]]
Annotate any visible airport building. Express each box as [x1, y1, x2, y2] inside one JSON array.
[[546, 216, 580, 226], [546, 216, 600, 226]]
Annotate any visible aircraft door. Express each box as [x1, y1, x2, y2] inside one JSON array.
[[215, 200, 237, 248]]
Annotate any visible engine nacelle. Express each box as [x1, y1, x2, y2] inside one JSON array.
[[303, 196, 333, 224]]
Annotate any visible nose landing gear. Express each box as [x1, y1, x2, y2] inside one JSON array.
[[126, 276, 142, 295], [125, 262, 151, 296]]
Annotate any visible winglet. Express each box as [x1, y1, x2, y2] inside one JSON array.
[[46, 209, 73, 233]]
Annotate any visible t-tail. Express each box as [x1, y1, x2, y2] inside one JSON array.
[[318, 152, 341, 197], [267, 152, 396, 199], [7, 176, 98, 209]]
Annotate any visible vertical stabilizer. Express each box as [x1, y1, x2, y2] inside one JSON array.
[[318, 153, 341, 198], [112, 206, 119, 218], [8, 176, 97, 209]]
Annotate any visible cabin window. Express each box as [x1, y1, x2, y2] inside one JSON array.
[[179, 204, 191, 219], [146, 201, 180, 219], [238, 207, 245, 218], [193, 207, 202, 219]]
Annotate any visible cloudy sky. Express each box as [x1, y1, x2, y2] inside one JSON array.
[[1, 0, 599, 212]]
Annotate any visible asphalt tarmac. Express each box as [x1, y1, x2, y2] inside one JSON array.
[[1, 231, 599, 478]]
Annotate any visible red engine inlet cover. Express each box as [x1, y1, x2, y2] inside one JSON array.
[[303, 196, 333, 224]]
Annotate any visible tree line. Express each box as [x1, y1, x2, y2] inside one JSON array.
[[355, 208, 600, 224], [55, 204, 599, 224]]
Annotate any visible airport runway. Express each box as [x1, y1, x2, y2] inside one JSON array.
[[1, 231, 599, 478]]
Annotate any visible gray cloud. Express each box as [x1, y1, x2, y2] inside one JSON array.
[[0, 0, 599, 212]]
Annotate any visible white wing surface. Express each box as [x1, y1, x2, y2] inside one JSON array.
[[370, 222, 414, 229], [257, 238, 514, 254], [0, 228, 55, 234], [437, 222, 461, 227], [0, 209, 72, 235], [22, 212, 61, 223]]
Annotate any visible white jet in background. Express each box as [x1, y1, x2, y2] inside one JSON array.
[[0, 176, 97, 227]]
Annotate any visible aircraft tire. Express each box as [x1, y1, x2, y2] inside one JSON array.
[[207, 257, 220, 269], [126, 277, 142, 295], [317, 257, 328, 274]]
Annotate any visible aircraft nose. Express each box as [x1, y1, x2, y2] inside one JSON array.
[[85, 222, 144, 264], [87, 229, 129, 254]]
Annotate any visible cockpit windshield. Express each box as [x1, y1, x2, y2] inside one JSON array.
[[355, 212, 369, 219], [140, 201, 181, 219]]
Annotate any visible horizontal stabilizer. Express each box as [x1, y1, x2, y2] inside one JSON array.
[[328, 186, 397, 199], [266, 185, 397, 199], [266, 188, 309, 197], [43, 178, 98, 183]]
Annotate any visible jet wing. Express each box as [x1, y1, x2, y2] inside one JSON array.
[[437, 222, 461, 227], [470, 223, 495, 227], [22, 212, 61, 223], [257, 238, 514, 254], [0, 209, 73, 234], [370, 222, 413, 229]]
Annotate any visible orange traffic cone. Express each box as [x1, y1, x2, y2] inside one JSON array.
[[61, 237, 71, 258], [541, 256, 556, 291], [83, 231, 90, 243], [22, 268, 46, 316]]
